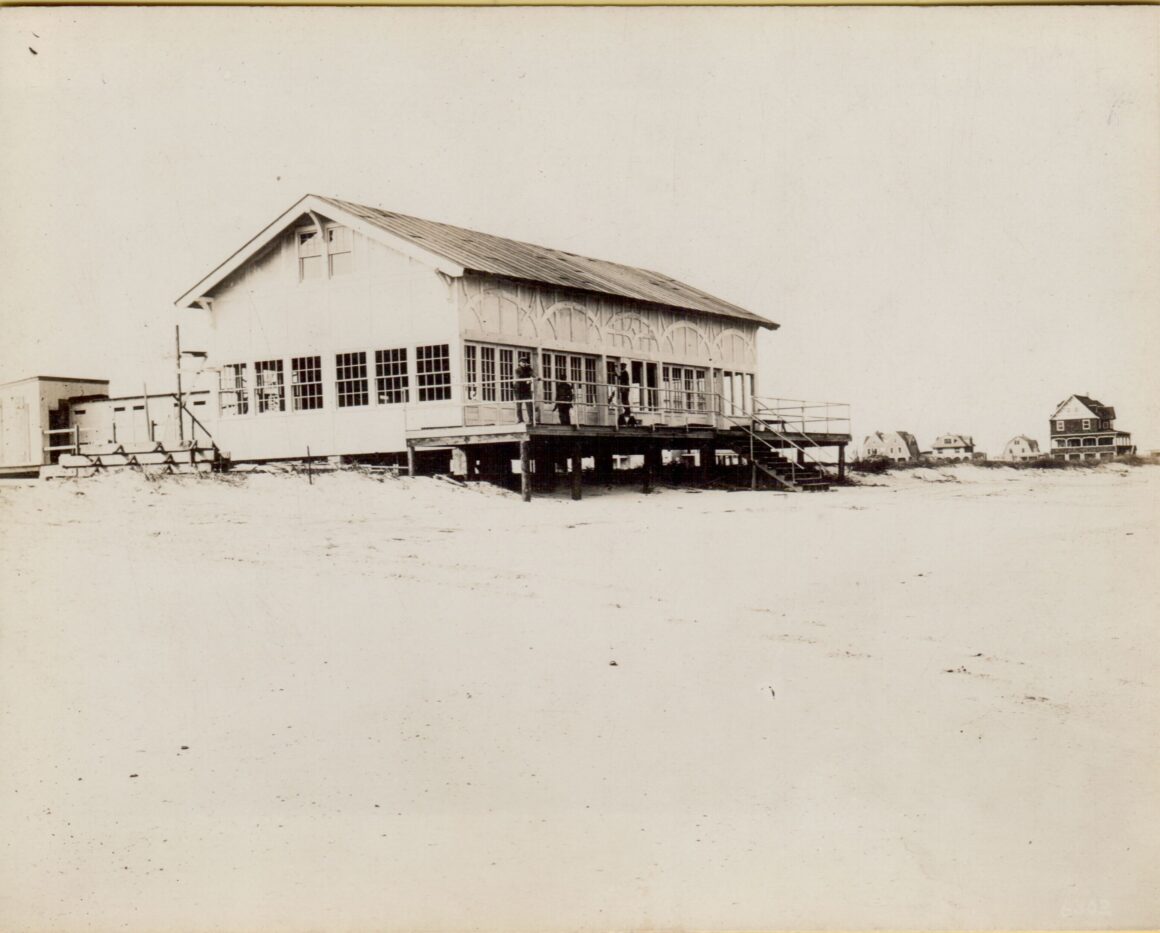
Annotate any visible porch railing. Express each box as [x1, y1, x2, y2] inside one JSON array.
[[403, 378, 850, 439]]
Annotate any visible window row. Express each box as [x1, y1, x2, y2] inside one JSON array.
[[219, 345, 451, 415], [463, 342, 755, 415], [1056, 418, 1111, 432]]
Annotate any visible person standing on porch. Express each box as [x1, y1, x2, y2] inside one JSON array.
[[554, 377, 574, 426], [617, 362, 632, 426], [515, 355, 535, 424]]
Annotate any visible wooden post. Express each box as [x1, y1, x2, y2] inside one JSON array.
[[749, 419, 757, 490], [571, 438, 583, 500], [520, 439, 532, 502], [838, 444, 846, 480], [306, 446, 313, 485], [175, 325, 185, 444], [797, 448, 805, 465], [642, 442, 654, 494], [700, 443, 713, 483], [143, 383, 153, 443], [542, 440, 557, 491], [595, 443, 613, 483], [406, 443, 416, 477]]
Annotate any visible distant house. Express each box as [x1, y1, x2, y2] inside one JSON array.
[[1000, 435, 1040, 462], [929, 433, 977, 461], [862, 430, 919, 462], [1050, 394, 1134, 461]]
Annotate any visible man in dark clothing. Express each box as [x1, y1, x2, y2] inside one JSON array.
[[617, 362, 632, 426], [554, 378, 574, 426], [514, 356, 535, 424]]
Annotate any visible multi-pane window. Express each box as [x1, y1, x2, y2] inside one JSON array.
[[254, 360, 285, 413], [499, 349, 514, 401], [291, 356, 323, 411], [328, 226, 352, 276], [584, 358, 597, 405], [662, 365, 707, 412], [1056, 420, 1065, 431], [481, 346, 497, 401], [464, 345, 478, 400], [1082, 419, 1091, 430], [336, 352, 369, 407], [298, 229, 323, 281], [220, 363, 249, 415], [374, 348, 408, 404], [416, 344, 451, 401], [542, 353, 555, 402]]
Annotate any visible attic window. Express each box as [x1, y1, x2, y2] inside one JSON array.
[[298, 229, 323, 281], [327, 226, 352, 276]]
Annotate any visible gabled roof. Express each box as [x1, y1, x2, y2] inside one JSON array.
[[176, 194, 777, 330], [1052, 394, 1115, 421], [933, 434, 973, 447]]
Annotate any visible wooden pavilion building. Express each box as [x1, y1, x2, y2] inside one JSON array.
[[64, 195, 850, 495]]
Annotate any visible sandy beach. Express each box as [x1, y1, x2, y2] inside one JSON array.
[[1, 464, 1157, 931]]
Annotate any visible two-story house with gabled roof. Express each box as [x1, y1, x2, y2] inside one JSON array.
[[929, 433, 979, 461], [862, 430, 919, 463], [1050, 395, 1134, 460]]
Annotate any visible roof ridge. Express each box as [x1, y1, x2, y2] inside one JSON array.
[[315, 195, 775, 329]]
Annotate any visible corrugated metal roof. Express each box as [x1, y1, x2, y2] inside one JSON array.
[[315, 196, 777, 330]]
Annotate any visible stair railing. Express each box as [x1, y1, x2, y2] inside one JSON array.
[[749, 396, 848, 464], [168, 394, 222, 460], [708, 392, 829, 489]]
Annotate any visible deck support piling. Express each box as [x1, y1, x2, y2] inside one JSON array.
[[545, 440, 559, 491], [838, 444, 846, 480], [519, 439, 532, 502], [700, 443, 714, 483], [406, 444, 415, 477], [595, 444, 613, 484], [571, 439, 583, 500], [642, 442, 658, 494]]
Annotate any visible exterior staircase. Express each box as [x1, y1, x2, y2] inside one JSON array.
[[733, 445, 833, 492]]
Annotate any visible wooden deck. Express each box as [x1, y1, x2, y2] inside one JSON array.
[[405, 421, 852, 500]]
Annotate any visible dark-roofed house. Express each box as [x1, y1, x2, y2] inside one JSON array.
[[69, 195, 851, 493], [1050, 395, 1134, 460], [862, 431, 919, 463]]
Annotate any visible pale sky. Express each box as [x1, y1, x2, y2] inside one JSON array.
[[2, 6, 1157, 454]]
